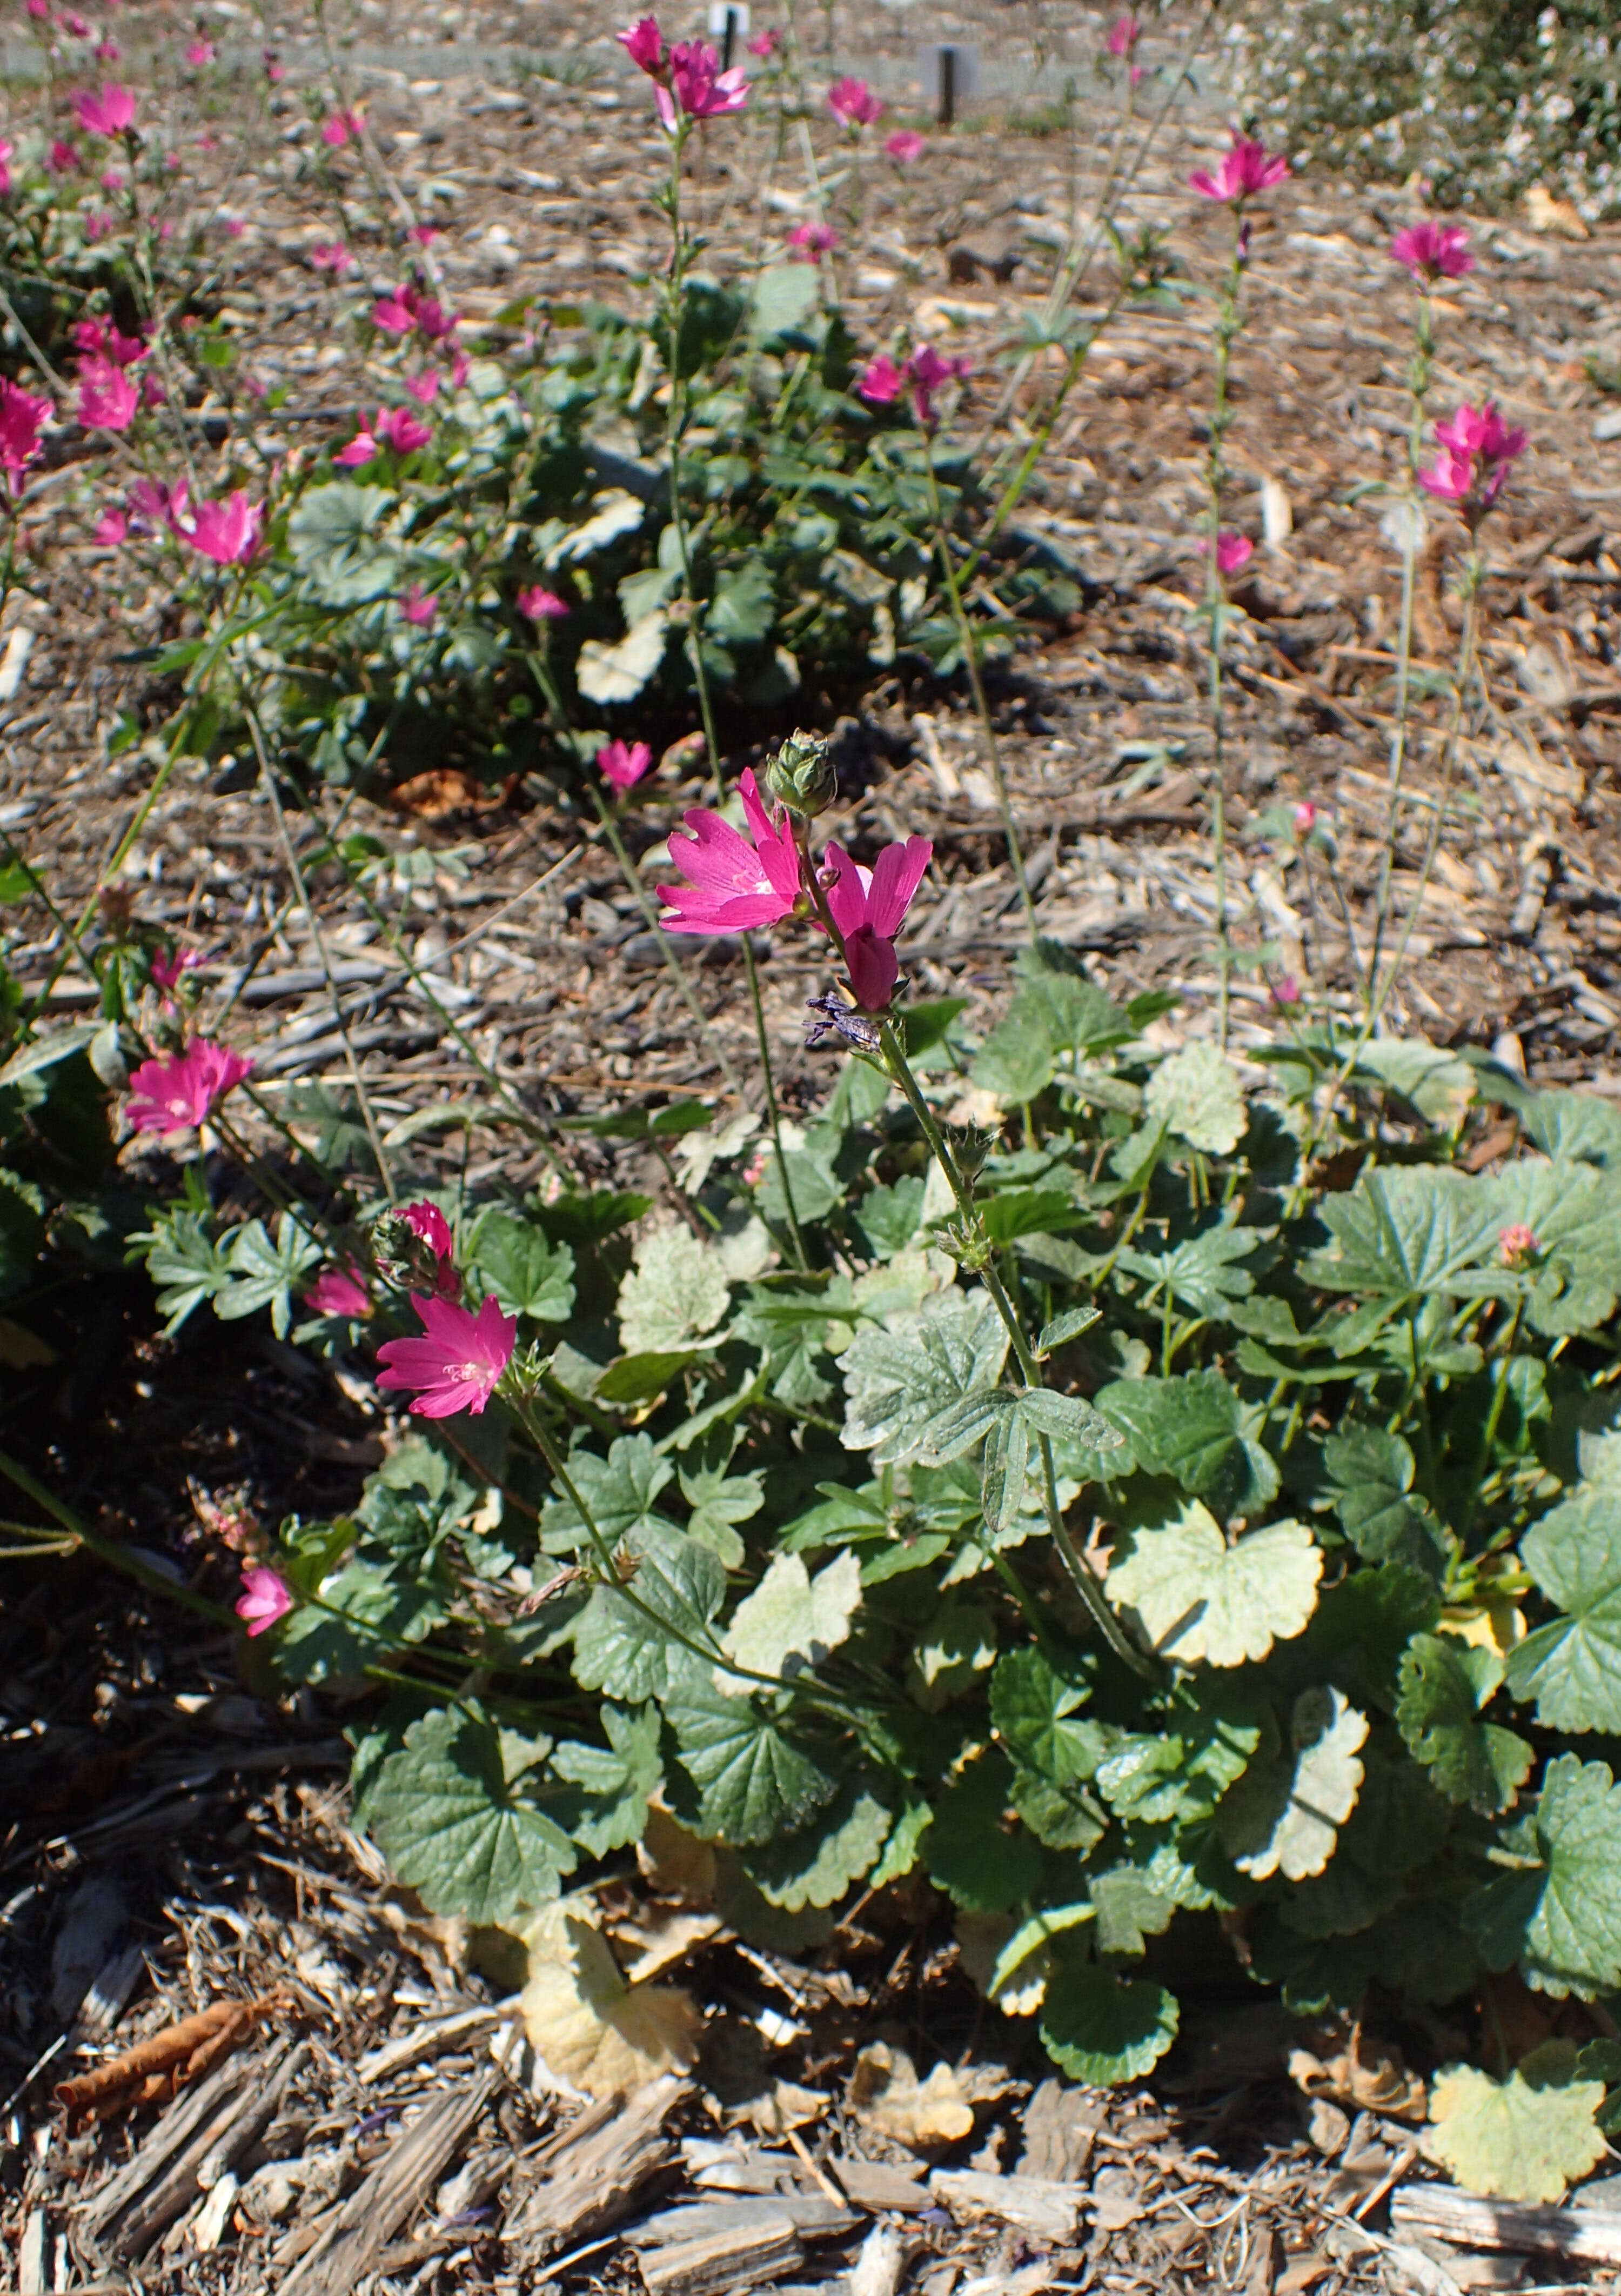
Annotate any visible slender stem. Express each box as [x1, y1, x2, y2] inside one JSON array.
[[0, 1448, 234, 1627], [1204, 222, 1248, 1050], [249, 711, 396, 1200], [589, 790, 742, 1095], [742, 934, 807, 1270], [1367, 292, 1433, 1006], [920, 431, 1034, 936]]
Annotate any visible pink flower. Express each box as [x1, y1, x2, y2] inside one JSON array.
[[411, 293, 456, 341], [376, 1292, 515, 1418], [1498, 1223, 1541, 1268], [599, 739, 653, 792], [222, 216, 246, 239], [0, 139, 12, 196], [1107, 14, 1140, 54], [305, 1262, 371, 1318], [336, 429, 376, 467], [408, 221, 440, 245], [309, 241, 353, 273], [25, 1, 48, 19], [1418, 448, 1473, 504], [659, 766, 803, 937], [657, 41, 749, 125], [184, 38, 214, 65], [402, 1199, 454, 1258], [1391, 221, 1473, 284], [1189, 132, 1289, 204], [150, 945, 203, 994], [518, 584, 568, 623], [0, 379, 49, 481], [857, 352, 902, 405], [1419, 400, 1526, 513], [72, 83, 136, 135], [828, 75, 882, 126], [376, 403, 432, 453], [372, 295, 413, 334], [1293, 800, 1317, 836], [142, 370, 165, 407], [95, 38, 118, 61], [746, 26, 781, 56], [77, 352, 137, 431], [1270, 974, 1301, 1006], [906, 344, 968, 428], [787, 221, 838, 262], [129, 473, 187, 530], [1435, 401, 1525, 465], [48, 139, 81, 173], [125, 1037, 253, 1132], [618, 14, 664, 74], [95, 506, 127, 544], [885, 129, 925, 163], [185, 491, 263, 566], [450, 349, 470, 388], [321, 108, 361, 148], [236, 1563, 293, 1636], [71, 316, 145, 364], [399, 583, 437, 625], [1210, 529, 1253, 576], [821, 836, 933, 1010], [62, 12, 90, 35], [404, 369, 440, 405], [263, 47, 285, 82]]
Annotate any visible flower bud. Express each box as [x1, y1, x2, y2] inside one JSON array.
[[764, 729, 836, 817]]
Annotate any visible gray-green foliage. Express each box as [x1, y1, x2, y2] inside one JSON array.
[[240, 1012, 1621, 2085]]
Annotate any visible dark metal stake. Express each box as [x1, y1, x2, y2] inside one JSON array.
[[939, 44, 956, 126], [722, 8, 738, 68]]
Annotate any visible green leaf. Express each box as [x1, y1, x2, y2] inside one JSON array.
[[576, 610, 669, 705], [1095, 1370, 1279, 1516], [989, 1902, 1097, 1995], [1467, 1754, 1621, 1999], [618, 1220, 730, 1356], [1322, 1422, 1450, 1573], [571, 1523, 726, 1700], [990, 1647, 1104, 1781], [467, 1210, 576, 1321], [1039, 1960, 1179, 2086], [552, 1704, 664, 1856], [842, 1290, 1010, 1466], [741, 1783, 893, 1910], [273, 1559, 444, 1685], [217, 1214, 322, 1338], [358, 1437, 478, 1563], [1218, 1686, 1369, 1881], [1507, 1492, 1621, 1732], [665, 1674, 838, 1846], [1036, 1305, 1101, 1357], [1305, 1564, 1442, 1708], [1429, 2043, 1606, 2204], [1301, 1165, 1499, 1301], [858, 1177, 926, 1260], [367, 1706, 578, 1923], [542, 1433, 680, 1554], [758, 1147, 841, 1227], [1397, 1634, 1534, 1816], [1117, 1219, 1261, 1316], [979, 1405, 1031, 1537], [751, 259, 820, 337], [289, 481, 400, 604], [718, 1549, 862, 1683], [926, 1749, 1043, 1912], [1355, 1036, 1478, 1127], [970, 1002, 1056, 1105], [1143, 1043, 1247, 1153], [979, 1187, 1087, 1245], [1090, 1867, 1177, 1958], [678, 1459, 762, 1569], [597, 1351, 695, 1405], [709, 558, 776, 646], [1105, 1502, 1321, 1667], [1488, 1159, 1621, 1336]]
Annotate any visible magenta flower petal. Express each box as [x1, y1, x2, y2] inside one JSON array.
[[599, 739, 653, 791], [236, 1564, 293, 1636], [376, 1292, 515, 1418], [866, 836, 933, 938], [844, 926, 899, 1010], [402, 1200, 453, 1258], [125, 1038, 252, 1133]]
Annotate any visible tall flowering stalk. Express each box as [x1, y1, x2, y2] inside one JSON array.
[[1190, 133, 1289, 1047], [655, 734, 1152, 1677], [620, 17, 805, 1256], [1365, 222, 1477, 1006]]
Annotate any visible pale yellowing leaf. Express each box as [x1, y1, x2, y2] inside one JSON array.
[[717, 1549, 861, 1685], [1144, 1042, 1247, 1154], [848, 2040, 975, 2149], [1106, 1503, 1322, 1667], [520, 1897, 702, 2097], [1429, 2043, 1606, 2204], [618, 1218, 730, 1356], [1221, 1685, 1368, 1882]]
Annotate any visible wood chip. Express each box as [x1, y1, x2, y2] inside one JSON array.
[[638, 2210, 803, 2296], [55, 1994, 283, 2130], [1389, 2183, 1621, 2267], [930, 2167, 1083, 2245], [507, 2073, 688, 2250]]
